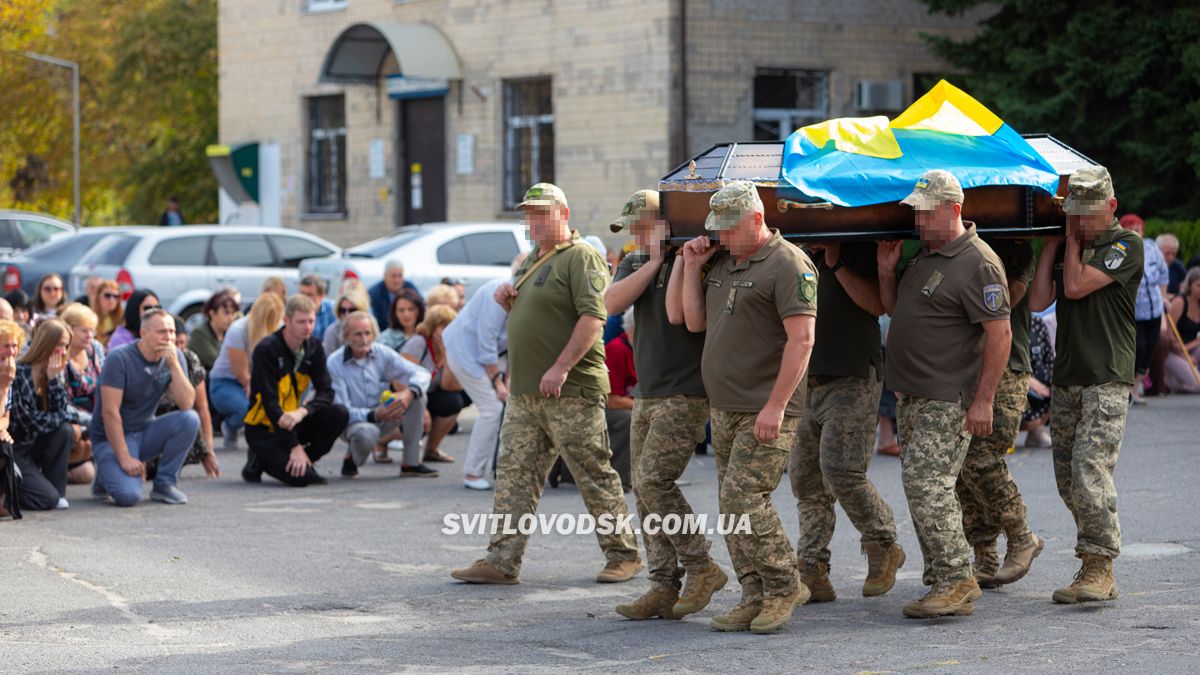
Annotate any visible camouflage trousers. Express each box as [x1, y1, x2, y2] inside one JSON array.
[[897, 395, 973, 585], [486, 394, 639, 576], [789, 373, 897, 565], [630, 396, 712, 591], [1051, 383, 1126, 559], [956, 369, 1032, 546], [712, 409, 800, 600]]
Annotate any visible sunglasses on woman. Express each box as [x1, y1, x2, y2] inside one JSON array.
[[338, 305, 356, 316], [102, 292, 121, 300]]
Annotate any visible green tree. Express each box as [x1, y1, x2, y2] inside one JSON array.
[[917, 0, 1200, 219]]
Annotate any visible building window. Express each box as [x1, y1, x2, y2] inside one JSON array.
[[306, 95, 347, 215], [305, 0, 346, 13], [753, 68, 829, 141], [503, 77, 554, 210]]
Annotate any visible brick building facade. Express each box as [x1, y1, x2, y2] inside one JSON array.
[[218, 0, 983, 247]]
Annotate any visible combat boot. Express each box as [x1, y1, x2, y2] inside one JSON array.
[[750, 583, 810, 634], [710, 600, 762, 632], [672, 561, 728, 616], [450, 559, 519, 585], [1053, 555, 1117, 604], [799, 560, 836, 602], [615, 586, 682, 620], [862, 541, 906, 597], [902, 577, 982, 618], [991, 532, 1044, 586], [973, 540, 1001, 588]]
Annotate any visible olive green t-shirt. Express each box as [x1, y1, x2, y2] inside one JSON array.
[[987, 238, 1035, 373], [507, 231, 611, 397], [1052, 221, 1143, 387], [807, 242, 883, 379], [612, 251, 706, 398], [886, 225, 1010, 406], [701, 229, 818, 416]]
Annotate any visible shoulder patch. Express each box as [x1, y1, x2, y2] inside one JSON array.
[[797, 272, 817, 303], [1104, 243, 1128, 270], [983, 283, 1003, 312], [589, 271, 607, 293]]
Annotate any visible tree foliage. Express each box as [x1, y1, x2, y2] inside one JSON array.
[[917, 0, 1200, 219], [0, 0, 217, 225]]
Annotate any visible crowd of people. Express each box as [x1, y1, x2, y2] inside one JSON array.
[[1, 168, 1196, 636]]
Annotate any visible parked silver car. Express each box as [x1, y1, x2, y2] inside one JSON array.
[[68, 226, 341, 325], [298, 223, 531, 300], [0, 210, 78, 257]]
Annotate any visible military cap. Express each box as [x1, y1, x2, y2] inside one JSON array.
[[705, 180, 763, 231], [900, 169, 964, 210]]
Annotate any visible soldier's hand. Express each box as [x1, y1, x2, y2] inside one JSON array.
[[494, 283, 518, 312], [682, 236, 718, 267], [539, 364, 569, 398], [1041, 235, 1063, 251], [965, 400, 993, 437], [753, 405, 785, 443], [877, 240, 902, 272], [820, 241, 841, 268]]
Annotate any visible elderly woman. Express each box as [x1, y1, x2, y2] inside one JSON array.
[[60, 303, 105, 484], [323, 282, 371, 355], [401, 305, 465, 464]]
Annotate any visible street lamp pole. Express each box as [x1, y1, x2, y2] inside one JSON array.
[[23, 51, 80, 226]]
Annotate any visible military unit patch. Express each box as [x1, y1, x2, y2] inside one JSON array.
[[1104, 241, 1128, 270], [983, 283, 1003, 312], [798, 272, 817, 303]]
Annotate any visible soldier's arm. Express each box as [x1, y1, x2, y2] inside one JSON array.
[[836, 266, 885, 317], [1008, 279, 1028, 307], [605, 254, 661, 315], [665, 254, 686, 325], [1029, 238, 1059, 311], [764, 314, 816, 414], [966, 318, 1012, 437], [680, 237, 714, 333], [876, 241, 902, 315], [551, 316, 605, 375], [1062, 235, 1116, 300]]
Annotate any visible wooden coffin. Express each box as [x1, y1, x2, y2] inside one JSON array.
[[659, 135, 1096, 242]]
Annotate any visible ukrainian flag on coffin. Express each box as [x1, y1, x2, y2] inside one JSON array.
[[780, 80, 1060, 207]]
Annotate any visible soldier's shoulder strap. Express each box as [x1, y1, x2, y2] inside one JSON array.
[[513, 240, 575, 291]]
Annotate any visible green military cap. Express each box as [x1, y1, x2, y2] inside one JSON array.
[[517, 182, 569, 209], [900, 169, 964, 210], [705, 180, 762, 231], [609, 189, 660, 233], [1062, 165, 1114, 215]]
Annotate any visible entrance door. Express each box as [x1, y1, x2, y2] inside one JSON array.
[[400, 96, 447, 225]]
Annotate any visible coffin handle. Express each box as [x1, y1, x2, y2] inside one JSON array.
[[777, 199, 833, 212]]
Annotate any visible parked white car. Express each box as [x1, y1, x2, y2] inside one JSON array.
[[0, 209, 78, 257], [298, 223, 531, 300], [68, 225, 340, 325]]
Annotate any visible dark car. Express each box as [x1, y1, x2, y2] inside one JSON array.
[[0, 228, 137, 297]]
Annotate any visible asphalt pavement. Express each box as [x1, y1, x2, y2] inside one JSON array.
[[2, 395, 1198, 674]]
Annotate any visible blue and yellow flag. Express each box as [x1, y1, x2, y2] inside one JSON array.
[[780, 80, 1060, 207]]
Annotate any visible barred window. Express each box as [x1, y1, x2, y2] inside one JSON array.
[[306, 95, 347, 215], [753, 69, 829, 141], [503, 78, 554, 210]]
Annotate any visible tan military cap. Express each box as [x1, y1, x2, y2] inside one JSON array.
[[900, 169, 964, 210], [705, 181, 763, 231], [609, 190, 661, 233], [1062, 166, 1114, 215], [517, 182, 569, 209]]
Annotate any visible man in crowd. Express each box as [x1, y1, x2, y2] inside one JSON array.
[[327, 310, 434, 479], [878, 169, 1011, 618], [300, 274, 338, 340], [957, 238, 1044, 588], [789, 238, 905, 603], [241, 295, 349, 487], [91, 308, 201, 506], [680, 180, 818, 634], [369, 260, 421, 331], [606, 189, 723, 622], [451, 182, 641, 585], [1030, 166, 1141, 605]]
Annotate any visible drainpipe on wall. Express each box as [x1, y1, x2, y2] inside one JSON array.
[[678, 0, 689, 164]]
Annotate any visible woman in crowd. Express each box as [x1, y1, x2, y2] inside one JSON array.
[[424, 284, 460, 311], [31, 274, 67, 325], [10, 319, 75, 511], [378, 288, 424, 352], [60, 303, 105, 484], [322, 283, 371, 355], [188, 289, 240, 372], [88, 279, 123, 346], [146, 316, 219, 479], [1165, 268, 1200, 394], [209, 292, 283, 451], [0, 319, 25, 519], [261, 276, 287, 303], [401, 304, 464, 464], [1021, 313, 1055, 447], [107, 290, 160, 350]]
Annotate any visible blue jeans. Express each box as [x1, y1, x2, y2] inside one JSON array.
[[209, 377, 249, 430], [93, 410, 200, 506]]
